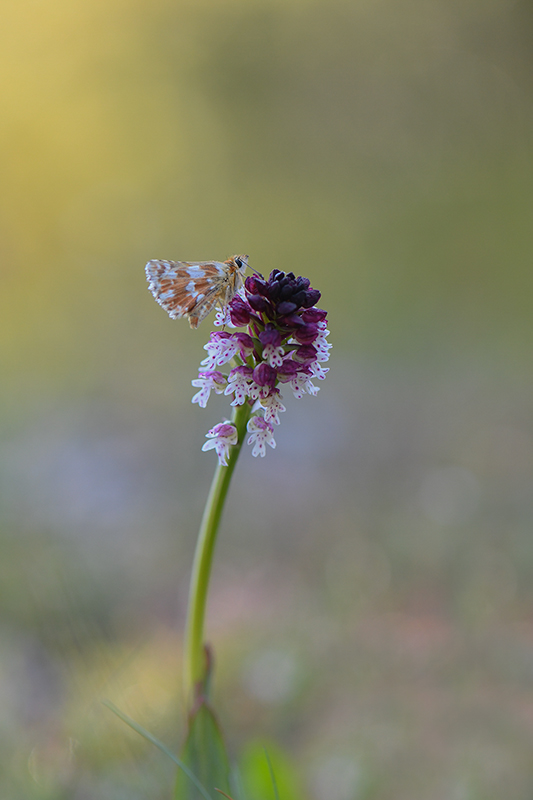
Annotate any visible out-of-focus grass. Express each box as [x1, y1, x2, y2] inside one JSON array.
[[2, 1, 533, 798]]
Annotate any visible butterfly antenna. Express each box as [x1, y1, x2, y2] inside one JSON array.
[[246, 262, 263, 278]]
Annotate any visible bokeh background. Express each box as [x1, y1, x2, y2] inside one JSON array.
[[2, 0, 533, 798]]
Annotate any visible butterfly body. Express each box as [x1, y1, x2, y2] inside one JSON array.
[[145, 254, 249, 328]]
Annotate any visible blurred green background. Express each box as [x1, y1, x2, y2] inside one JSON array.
[[2, 0, 533, 797]]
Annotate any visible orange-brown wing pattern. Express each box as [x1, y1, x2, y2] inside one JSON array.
[[145, 255, 248, 328], [145, 260, 228, 326]]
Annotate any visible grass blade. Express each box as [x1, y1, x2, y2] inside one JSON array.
[[102, 699, 214, 800], [264, 748, 280, 800]]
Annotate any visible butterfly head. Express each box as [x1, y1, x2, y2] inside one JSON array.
[[232, 254, 249, 271]]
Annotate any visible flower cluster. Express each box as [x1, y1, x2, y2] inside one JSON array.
[[192, 270, 331, 464]]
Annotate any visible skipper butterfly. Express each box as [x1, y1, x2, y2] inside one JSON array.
[[145, 254, 249, 328]]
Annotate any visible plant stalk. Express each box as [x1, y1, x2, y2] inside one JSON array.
[[183, 401, 252, 705]]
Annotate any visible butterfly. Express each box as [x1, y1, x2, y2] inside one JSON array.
[[145, 254, 249, 328]]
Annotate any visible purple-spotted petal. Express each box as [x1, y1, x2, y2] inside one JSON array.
[[246, 415, 276, 458], [202, 422, 239, 466]]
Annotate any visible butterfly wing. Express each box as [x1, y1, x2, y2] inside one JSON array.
[[145, 260, 228, 326]]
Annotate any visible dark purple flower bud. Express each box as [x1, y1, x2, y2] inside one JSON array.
[[245, 276, 270, 296], [267, 279, 282, 301], [294, 323, 319, 344], [248, 294, 269, 312], [253, 363, 277, 388], [302, 308, 327, 323], [290, 291, 308, 308], [301, 288, 321, 308], [276, 359, 300, 379], [278, 312, 306, 329], [258, 326, 282, 348], [293, 344, 317, 362], [229, 296, 251, 326], [280, 283, 296, 301], [295, 277, 311, 290], [277, 301, 298, 315], [269, 269, 285, 282]]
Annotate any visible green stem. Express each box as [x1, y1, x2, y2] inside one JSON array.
[[183, 401, 252, 705]]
